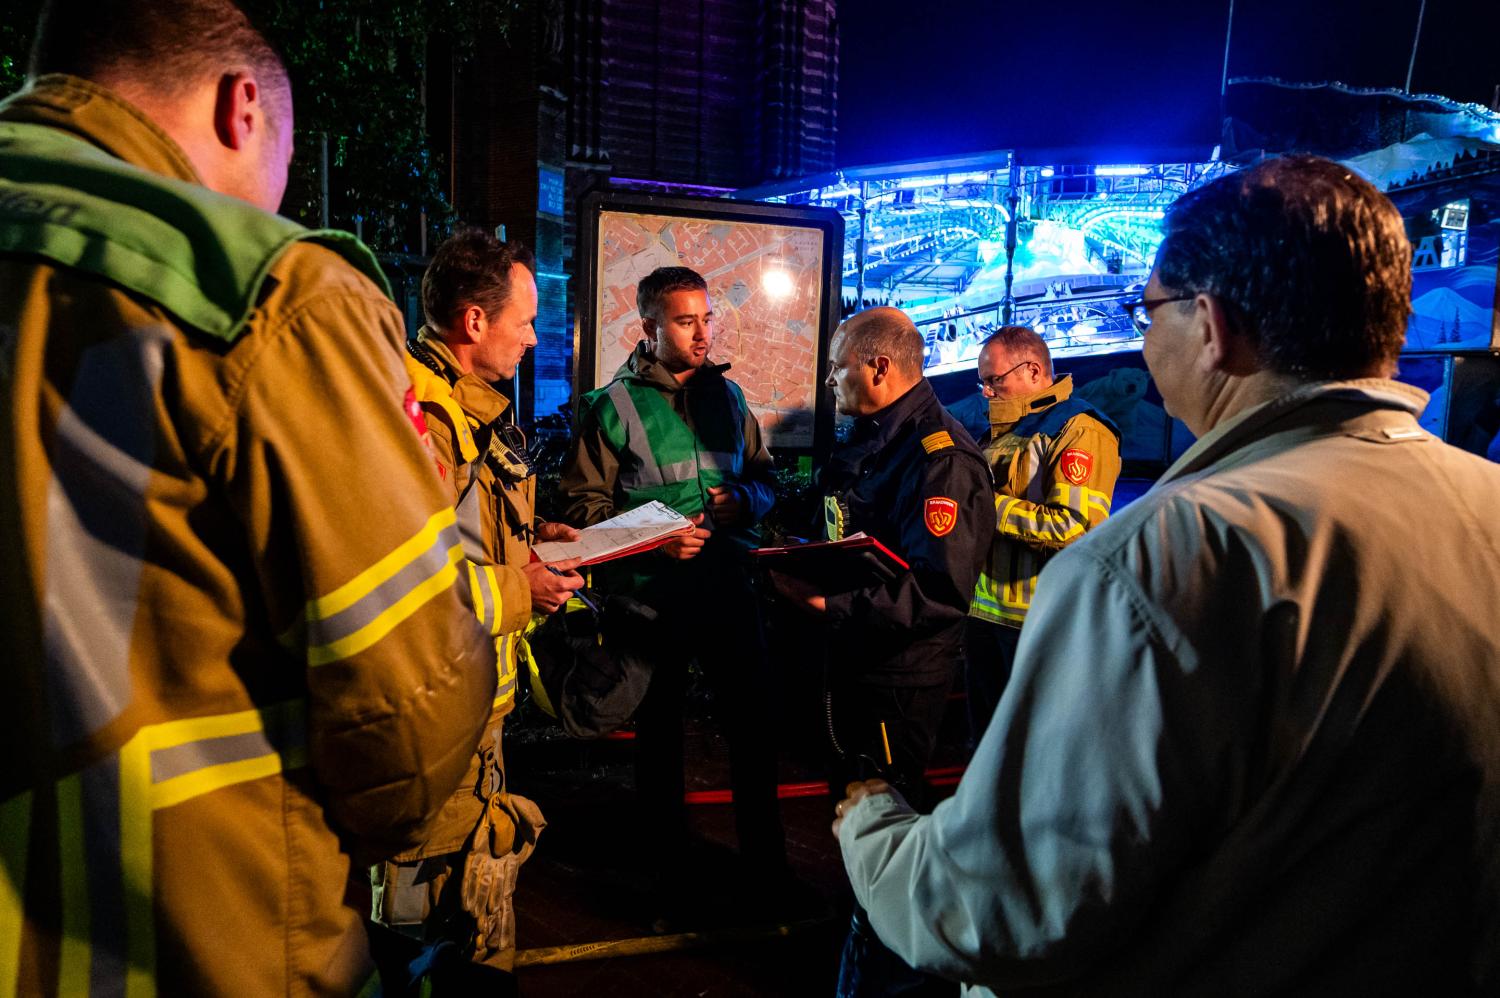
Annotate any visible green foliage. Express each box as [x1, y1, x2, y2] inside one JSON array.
[[0, 3, 40, 96], [259, 0, 521, 252], [0, 0, 521, 254]]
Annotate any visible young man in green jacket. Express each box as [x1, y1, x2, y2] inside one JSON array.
[[560, 266, 786, 925]]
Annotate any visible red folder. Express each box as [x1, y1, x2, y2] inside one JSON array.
[[750, 534, 909, 591]]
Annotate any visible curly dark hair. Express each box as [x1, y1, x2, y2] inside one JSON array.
[[1155, 155, 1412, 380], [421, 227, 536, 332]]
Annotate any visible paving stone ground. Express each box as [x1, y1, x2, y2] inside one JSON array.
[[506, 677, 971, 997]]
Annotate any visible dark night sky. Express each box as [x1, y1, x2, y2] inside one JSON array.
[[837, 0, 1500, 168]]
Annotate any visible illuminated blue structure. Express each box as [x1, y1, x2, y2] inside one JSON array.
[[739, 154, 1226, 374]]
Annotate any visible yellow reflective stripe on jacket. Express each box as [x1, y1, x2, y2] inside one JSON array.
[[0, 790, 30, 997], [296, 508, 464, 667], [995, 481, 1097, 546], [493, 632, 519, 709], [1081, 485, 1113, 521], [144, 704, 309, 810], [42, 703, 308, 998], [468, 562, 506, 636]]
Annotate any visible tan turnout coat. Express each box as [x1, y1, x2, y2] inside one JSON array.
[[0, 76, 495, 995]]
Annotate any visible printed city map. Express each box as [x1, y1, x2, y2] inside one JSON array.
[[595, 210, 826, 448]]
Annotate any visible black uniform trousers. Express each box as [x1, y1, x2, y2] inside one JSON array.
[[627, 542, 785, 885], [827, 673, 953, 811], [962, 616, 1021, 749]]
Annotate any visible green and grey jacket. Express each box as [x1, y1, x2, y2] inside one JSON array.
[[559, 342, 775, 552]]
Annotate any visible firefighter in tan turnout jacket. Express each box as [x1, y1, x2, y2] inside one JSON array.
[[0, 6, 499, 994], [372, 229, 584, 975], [965, 326, 1120, 737]]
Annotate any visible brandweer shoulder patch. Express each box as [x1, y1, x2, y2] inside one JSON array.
[[1060, 448, 1094, 485], [924, 496, 958, 536]]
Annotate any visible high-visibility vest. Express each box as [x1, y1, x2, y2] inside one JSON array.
[[583, 374, 749, 519]]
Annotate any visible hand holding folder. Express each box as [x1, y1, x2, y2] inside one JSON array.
[[750, 532, 909, 593], [531, 501, 697, 567]]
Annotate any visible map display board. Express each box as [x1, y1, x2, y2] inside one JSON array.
[[579, 193, 843, 453]]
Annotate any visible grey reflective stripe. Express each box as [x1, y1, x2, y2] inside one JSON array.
[[148, 713, 305, 785], [472, 565, 496, 633], [495, 673, 517, 702], [455, 470, 487, 560], [658, 459, 698, 484], [44, 326, 169, 747], [607, 381, 663, 486], [1024, 436, 1049, 503], [696, 450, 741, 473], [81, 755, 127, 997], [305, 522, 462, 653]]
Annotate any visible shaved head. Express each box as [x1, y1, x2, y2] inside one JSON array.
[[833, 306, 925, 377]]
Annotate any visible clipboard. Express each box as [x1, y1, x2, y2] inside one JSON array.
[[750, 533, 909, 591]]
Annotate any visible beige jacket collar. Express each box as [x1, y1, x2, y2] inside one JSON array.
[[415, 328, 511, 426], [1159, 378, 1429, 486], [987, 373, 1075, 434]]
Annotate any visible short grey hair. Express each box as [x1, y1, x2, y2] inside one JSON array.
[[981, 325, 1053, 378]]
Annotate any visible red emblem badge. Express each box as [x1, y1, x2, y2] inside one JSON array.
[[1060, 448, 1094, 485], [403, 387, 430, 438], [924, 497, 958, 537]]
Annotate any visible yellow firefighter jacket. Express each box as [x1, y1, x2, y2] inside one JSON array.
[[391, 331, 539, 861], [970, 374, 1121, 626], [0, 76, 496, 995]]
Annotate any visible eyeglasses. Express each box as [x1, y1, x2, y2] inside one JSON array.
[[977, 359, 1034, 394], [1120, 294, 1195, 335]]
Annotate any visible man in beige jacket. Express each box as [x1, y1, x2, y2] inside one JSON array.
[[0, 1, 495, 993], [835, 156, 1500, 995]]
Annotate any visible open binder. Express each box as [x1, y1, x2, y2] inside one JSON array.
[[750, 533, 909, 591], [532, 501, 696, 567]]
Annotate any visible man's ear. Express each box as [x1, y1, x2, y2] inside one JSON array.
[[214, 72, 262, 151], [870, 355, 891, 385], [457, 305, 486, 344], [641, 317, 658, 342], [1197, 294, 1258, 377]]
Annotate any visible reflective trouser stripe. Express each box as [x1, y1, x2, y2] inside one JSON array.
[[0, 791, 31, 998]]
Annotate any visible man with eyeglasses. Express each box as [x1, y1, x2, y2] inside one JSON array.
[[833, 155, 1500, 994], [373, 228, 580, 985], [964, 326, 1119, 741]]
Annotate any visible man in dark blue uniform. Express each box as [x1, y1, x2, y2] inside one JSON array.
[[772, 306, 993, 997]]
